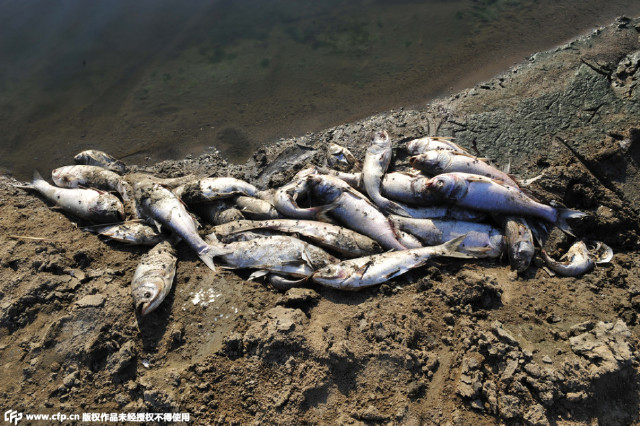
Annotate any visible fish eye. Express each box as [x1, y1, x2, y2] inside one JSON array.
[[436, 180, 444, 187], [144, 292, 152, 299]]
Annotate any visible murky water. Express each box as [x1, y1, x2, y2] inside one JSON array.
[[1, 0, 639, 179]]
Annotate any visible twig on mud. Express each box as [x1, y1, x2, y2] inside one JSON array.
[[8, 235, 63, 242]]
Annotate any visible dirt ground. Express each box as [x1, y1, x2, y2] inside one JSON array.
[[1, 17, 640, 426]]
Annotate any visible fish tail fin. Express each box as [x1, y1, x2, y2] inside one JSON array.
[[14, 170, 45, 190], [381, 199, 411, 217], [198, 244, 230, 272], [440, 234, 477, 259], [555, 208, 587, 236]]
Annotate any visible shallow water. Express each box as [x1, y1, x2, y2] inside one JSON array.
[[1, 0, 639, 179]]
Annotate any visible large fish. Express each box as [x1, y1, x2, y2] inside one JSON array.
[[390, 216, 504, 258], [173, 177, 258, 204], [131, 241, 177, 315], [133, 177, 225, 270], [311, 235, 468, 290], [406, 137, 468, 155], [214, 234, 338, 277], [52, 165, 132, 201], [410, 151, 519, 187], [307, 174, 407, 251], [426, 173, 586, 234], [17, 171, 124, 223], [211, 219, 382, 258], [362, 130, 408, 215], [74, 150, 127, 174]]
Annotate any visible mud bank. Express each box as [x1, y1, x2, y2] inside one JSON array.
[[1, 17, 640, 425]]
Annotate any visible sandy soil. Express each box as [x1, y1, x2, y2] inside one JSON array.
[[1, 16, 640, 426]]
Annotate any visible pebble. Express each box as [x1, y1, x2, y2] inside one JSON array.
[[75, 294, 105, 308]]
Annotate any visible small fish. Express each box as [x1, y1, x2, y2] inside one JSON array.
[[390, 216, 505, 258], [234, 196, 282, 219], [307, 174, 407, 251], [327, 143, 361, 171], [16, 171, 124, 223], [216, 235, 338, 277], [426, 173, 586, 234], [52, 165, 132, 201], [132, 177, 226, 270], [274, 167, 321, 219], [266, 273, 307, 291], [362, 130, 409, 215], [84, 222, 164, 245], [410, 151, 519, 187], [401, 204, 486, 222], [406, 137, 468, 155], [131, 241, 177, 315], [496, 215, 535, 272], [311, 235, 469, 290], [542, 240, 613, 276], [193, 200, 245, 225], [74, 150, 127, 174], [211, 219, 382, 258]]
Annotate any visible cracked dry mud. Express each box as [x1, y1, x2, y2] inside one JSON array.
[[1, 16, 640, 425]]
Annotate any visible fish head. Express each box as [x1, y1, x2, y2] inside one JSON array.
[[314, 264, 350, 281], [51, 166, 78, 186], [410, 151, 445, 172], [307, 175, 342, 202], [294, 166, 318, 180], [427, 174, 456, 197], [132, 279, 166, 316], [370, 130, 391, 150], [94, 195, 125, 220], [510, 240, 535, 272]]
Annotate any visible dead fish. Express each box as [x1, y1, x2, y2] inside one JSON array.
[[327, 143, 361, 171], [426, 173, 586, 234], [362, 130, 409, 216], [390, 216, 505, 258], [194, 200, 245, 225], [496, 215, 535, 272], [266, 273, 307, 291], [411, 151, 519, 187], [210, 219, 382, 258], [52, 165, 132, 201], [16, 170, 124, 223], [234, 196, 282, 219], [133, 177, 225, 270], [274, 167, 321, 219], [311, 235, 469, 290], [307, 174, 407, 251], [216, 235, 338, 277], [317, 167, 364, 191], [541, 240, 592, 276], [173, 177, 258, 204], [406, 136, 468, 155], [84, 222, 164, 245], [74, 150, 127, 174], [125, 173, 200, 190], [131, 241, 177, 315]]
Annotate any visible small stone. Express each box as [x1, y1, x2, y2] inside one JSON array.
[[62, 371, 78, 388], [75, 294, 105, 308], [542, 356, 553, 364]]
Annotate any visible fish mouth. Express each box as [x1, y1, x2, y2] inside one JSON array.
[[136, 301, 152, 316]]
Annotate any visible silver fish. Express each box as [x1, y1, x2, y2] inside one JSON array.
[[133, 177, 224, 270], [235, 196, 282, 219], [327, 143, 361, 171], [390, 216, 504, 258], [85, 222, 164, 246], [406, 137, 468, 155], [125, 173, 200, 190], [174, 177, 258, 204], [131, 241, 177, 315], [311, 235, 468, 290], [17, 171, 124, 223], [194, 200, 244, 225], [380, 172, 440, 205], [400, 204, 486, 222], [274, 167, 321, 219], [541, 241, 593, 276], [307, 174, 407, 251], [362, 130, 408, 215], [74, 150, 127, 174], [52, 165, 132, 201], [427, 173, 586, 234], [411, 151, 519, 187], [496, 216, 535, 272], [210, 219, 382, 258], [216, 235, 338, 277]]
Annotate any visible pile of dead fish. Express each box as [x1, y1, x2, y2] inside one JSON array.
[[16, 134, 612, 316]]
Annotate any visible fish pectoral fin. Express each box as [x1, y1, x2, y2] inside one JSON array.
[[153, 220, 163, 233], [315, 202, 339, 222], [248, 270, 270, 281]]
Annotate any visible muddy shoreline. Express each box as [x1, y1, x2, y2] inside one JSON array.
[[1, 17, 640, 425]]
